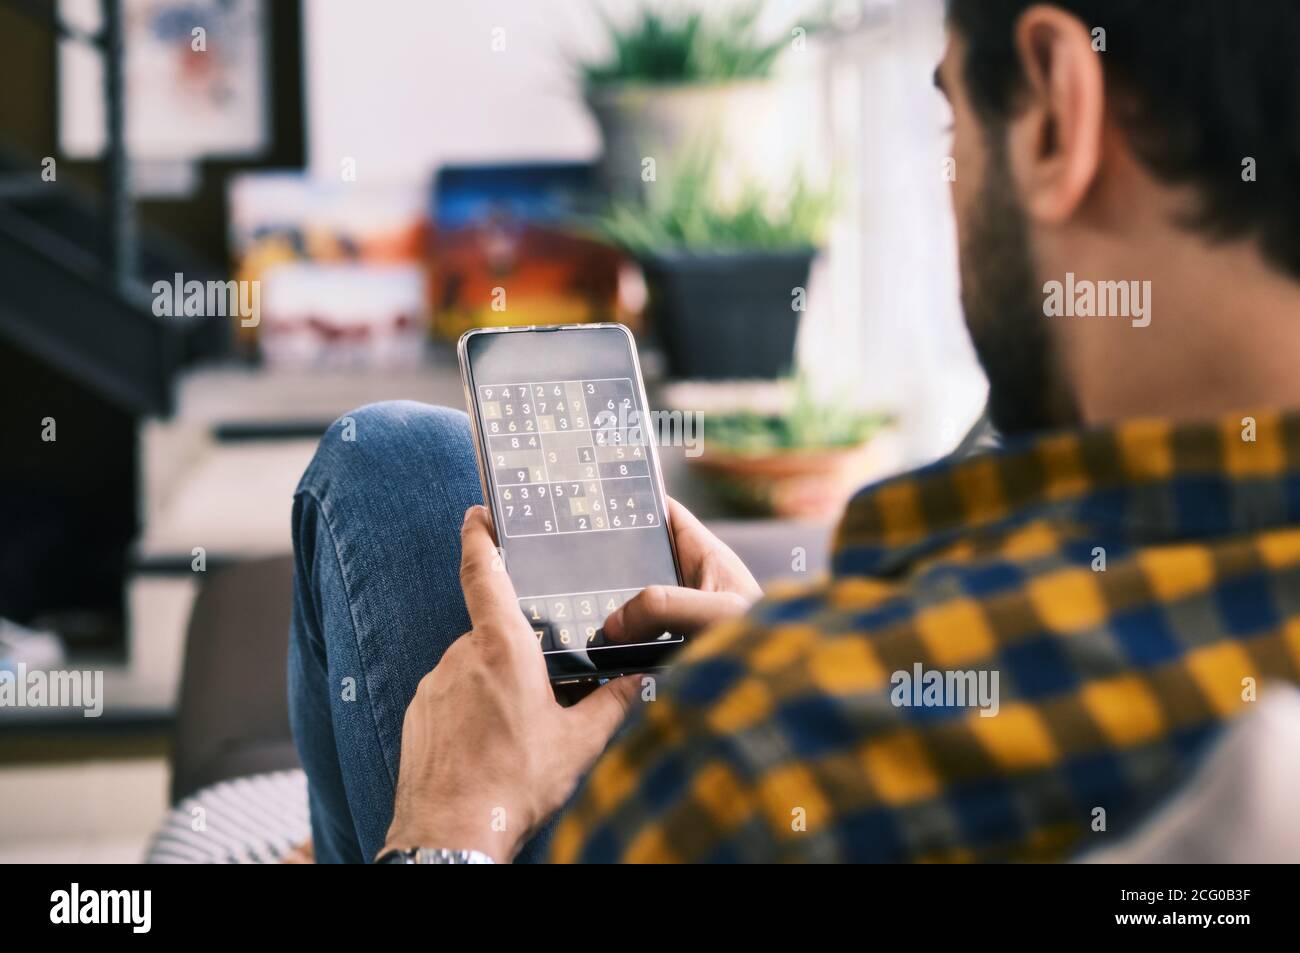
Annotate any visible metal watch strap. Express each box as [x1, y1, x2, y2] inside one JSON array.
[[376, 847, 496, 864]]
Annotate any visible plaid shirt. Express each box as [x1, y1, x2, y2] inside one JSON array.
[[550, 410, 1300, 862]]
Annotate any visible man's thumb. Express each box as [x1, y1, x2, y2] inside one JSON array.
[[568, 675, 641, 759]]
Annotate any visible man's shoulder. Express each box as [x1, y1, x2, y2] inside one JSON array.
[[559, 412, 1300, 860]]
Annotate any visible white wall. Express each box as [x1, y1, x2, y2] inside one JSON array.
[[303, 0, 823, 181], [305, 0, 594, 179]]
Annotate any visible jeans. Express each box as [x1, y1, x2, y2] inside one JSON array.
[[287, 400, 556, 863]]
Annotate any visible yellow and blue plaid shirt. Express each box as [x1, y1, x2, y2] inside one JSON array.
[[551, 410, 1300, 862]]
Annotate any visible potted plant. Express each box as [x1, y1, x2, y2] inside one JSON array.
[[596, 155, 832, 379], [670, 378, 896, 519], [579, 4, 816, 202]]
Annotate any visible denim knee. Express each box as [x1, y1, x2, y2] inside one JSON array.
[[296, 400, 476, 512]]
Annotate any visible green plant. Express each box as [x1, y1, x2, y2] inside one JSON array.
[[580, 3, 811, 87], [593, 151, 832, 254], [704, 378, 891, 453]]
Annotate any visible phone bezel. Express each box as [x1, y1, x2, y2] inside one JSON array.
[[457, 323, 686, 683]]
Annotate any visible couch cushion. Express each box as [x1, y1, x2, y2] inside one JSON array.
[[147, 769, 309, 864]]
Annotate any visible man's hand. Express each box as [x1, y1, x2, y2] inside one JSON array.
[[381, 506, 639, 863], [601, 498, 764, 646]]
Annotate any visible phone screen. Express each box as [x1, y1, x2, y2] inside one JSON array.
[[460, 325, 683, 680]]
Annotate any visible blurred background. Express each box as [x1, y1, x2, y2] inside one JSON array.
[[0, 0, 986, 861]]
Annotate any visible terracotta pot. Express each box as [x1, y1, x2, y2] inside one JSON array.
[[688, 440, 884, 519]]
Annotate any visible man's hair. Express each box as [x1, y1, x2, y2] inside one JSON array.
[[947, 0, 1300, 279]]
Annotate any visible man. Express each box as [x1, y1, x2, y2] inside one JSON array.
[[290, 0, 1300, 863]]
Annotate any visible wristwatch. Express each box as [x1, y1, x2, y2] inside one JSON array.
[[375, 847, 496, 864]]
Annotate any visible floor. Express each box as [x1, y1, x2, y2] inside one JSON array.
[[0, 756, 168, 863]]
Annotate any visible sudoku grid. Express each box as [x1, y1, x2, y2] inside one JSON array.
[[477, 378, 661, 540]]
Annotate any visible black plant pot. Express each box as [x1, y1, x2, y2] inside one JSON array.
[[640, 249, 816, 380]]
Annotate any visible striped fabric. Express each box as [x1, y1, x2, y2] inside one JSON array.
[[145, 770, 309, 864], [551, 410, 1300, 862]]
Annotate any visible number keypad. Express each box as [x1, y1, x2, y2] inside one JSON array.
[[519, 588, 640, 654]]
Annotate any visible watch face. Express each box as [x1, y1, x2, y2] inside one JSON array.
[[416, 848, 495, 864], [376, 848, 495, 864]]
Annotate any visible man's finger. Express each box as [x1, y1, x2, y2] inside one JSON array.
[[602, 585, 749, 644], [567, 675, 640, 761], [460, 506, 522, 636], [666, 498, 763, 600], [667, 497, 720, 556]]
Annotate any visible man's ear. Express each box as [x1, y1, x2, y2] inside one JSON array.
[[1006, 5, 1105, 224]]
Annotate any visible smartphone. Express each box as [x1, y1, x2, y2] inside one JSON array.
[[458, 324, 685, 682]]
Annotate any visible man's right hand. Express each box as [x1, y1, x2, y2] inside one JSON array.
[[601, 498, 763, 645]]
